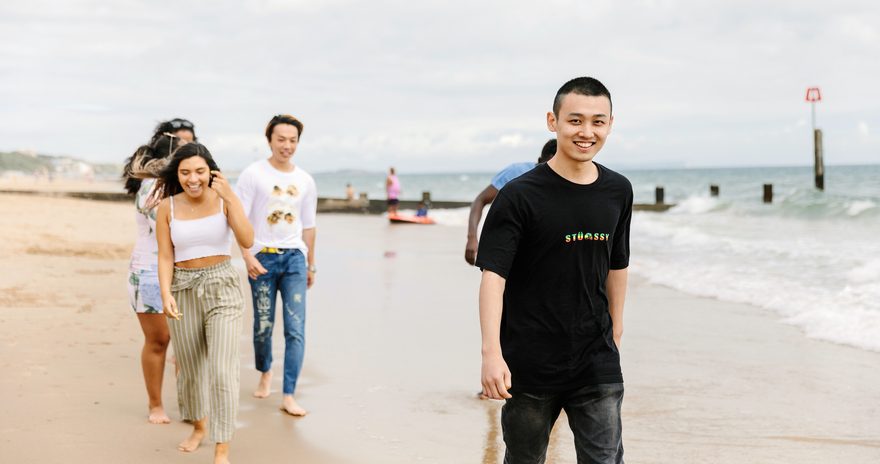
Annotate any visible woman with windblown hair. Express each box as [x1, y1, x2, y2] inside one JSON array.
[[121, 118, 195, 424]]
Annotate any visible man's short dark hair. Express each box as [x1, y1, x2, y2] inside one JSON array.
[[538, 138, 556, 164], [552, 77, 612, 117], [265, 114, 304, 141]]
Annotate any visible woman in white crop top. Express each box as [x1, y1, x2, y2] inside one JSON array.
[[154, 143, 253, 464]]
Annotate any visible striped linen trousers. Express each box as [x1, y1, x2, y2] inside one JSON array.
[[168, 260, 244, 443]]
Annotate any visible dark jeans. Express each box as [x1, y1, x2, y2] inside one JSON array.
[[501, 383, 624, 464]]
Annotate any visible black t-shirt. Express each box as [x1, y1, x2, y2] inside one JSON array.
[[475, 162, 632, 393]]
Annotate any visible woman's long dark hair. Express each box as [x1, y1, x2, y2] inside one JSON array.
[[121, 134, 181, 195], [155, 143, 221, 199], [151, 118, 197, 144]]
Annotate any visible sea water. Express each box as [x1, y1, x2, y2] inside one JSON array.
[[625, 165, 880, 353], [315, 165, 880, 352]]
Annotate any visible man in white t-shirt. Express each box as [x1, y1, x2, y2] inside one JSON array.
[[236, 114, 317, 417]]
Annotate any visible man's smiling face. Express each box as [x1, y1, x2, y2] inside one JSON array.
[[547, 93, 613, 163]]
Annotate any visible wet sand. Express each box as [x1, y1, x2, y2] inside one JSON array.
[[0, 192, 878, 463]]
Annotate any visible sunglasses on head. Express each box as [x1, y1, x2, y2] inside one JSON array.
[[169, 119, 194, 130]]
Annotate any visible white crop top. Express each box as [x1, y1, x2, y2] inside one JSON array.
[[169, 196, 233, 262]]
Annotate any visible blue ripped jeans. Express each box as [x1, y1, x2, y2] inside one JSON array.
[[248, 249, 307, 395]]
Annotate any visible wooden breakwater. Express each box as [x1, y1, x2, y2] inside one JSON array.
[[325, 190, 675, 213], [0, 189, 676, 212]]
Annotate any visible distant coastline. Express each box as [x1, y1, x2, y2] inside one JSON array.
[[3, 149, 878, 179], [0, 151, 119, 180]]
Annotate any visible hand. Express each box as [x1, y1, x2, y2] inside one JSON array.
[[307, 269, 315, 289], [481, 351, 512, 400], [465, 236, 478, 265], [163, 294, 181, 320], [208, 170, 234, 201], [244, 253, 269, 280]]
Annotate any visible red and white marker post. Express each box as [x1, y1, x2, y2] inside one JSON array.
[[805, 87, 824, 190]]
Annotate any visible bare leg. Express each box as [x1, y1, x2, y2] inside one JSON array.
[[178, 418, 207, 452], [281, 394, 307, 416], [214, 442, 231, 464], [253, 371, 272, 398], [136, 313, 171, 424]]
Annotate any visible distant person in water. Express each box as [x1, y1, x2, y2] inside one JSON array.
[[386, 167, 400, 215], [235, 114, 318, 417], [464, 139, 556, 265], [121, 126, 189, 425], [416, 201, 429, 217]]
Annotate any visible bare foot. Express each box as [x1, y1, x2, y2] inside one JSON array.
[[178, 419, 207, 452], [148, 405, 171, 424], [214, 442, 230, 464], [280, 395, 307, 416], [253, 371, 272, 398]]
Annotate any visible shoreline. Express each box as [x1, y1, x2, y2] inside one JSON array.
[[0, 194, 877, 463]]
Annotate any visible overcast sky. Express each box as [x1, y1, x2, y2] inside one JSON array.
[[1, 0, 877, 172]]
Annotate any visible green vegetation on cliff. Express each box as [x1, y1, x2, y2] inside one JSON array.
[[0, 152, 54, 172], [0, 151, 119, 175]]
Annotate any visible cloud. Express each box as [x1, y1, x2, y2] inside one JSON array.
[[60, 103, 111, 113], [498, 133, 526, 148], [835, 15, 880, 45], [1, 0, 880, 170]]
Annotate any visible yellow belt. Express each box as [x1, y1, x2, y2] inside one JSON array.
[[259, 247, 290, 254]]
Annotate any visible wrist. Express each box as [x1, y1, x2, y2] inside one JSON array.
[[481, 345, 502, 357], [307, 264, 317, 273]]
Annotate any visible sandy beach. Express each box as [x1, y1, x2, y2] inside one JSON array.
[[0, 177, 124, 193], [1, 192, 878, 463]]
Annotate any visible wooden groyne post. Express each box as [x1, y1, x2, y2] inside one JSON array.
[[806, 87, 824, 191], [655, 186, 664, 205], [710, 185, 719, 197], [814, 129, 824, 190], [763, 184, 773, 203]]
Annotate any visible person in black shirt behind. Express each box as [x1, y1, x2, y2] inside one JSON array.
[[476, 76, 632, 464]]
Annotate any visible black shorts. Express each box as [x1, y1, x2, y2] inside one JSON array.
[[387, 198, 399, 206]]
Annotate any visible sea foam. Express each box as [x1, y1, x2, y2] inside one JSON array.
[[632, 208, 880, 353]]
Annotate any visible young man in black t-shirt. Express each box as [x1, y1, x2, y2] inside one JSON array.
[[476, 77, 632, 464]]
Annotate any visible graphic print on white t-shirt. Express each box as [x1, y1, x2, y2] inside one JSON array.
[[266, 184, 300, 228]]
